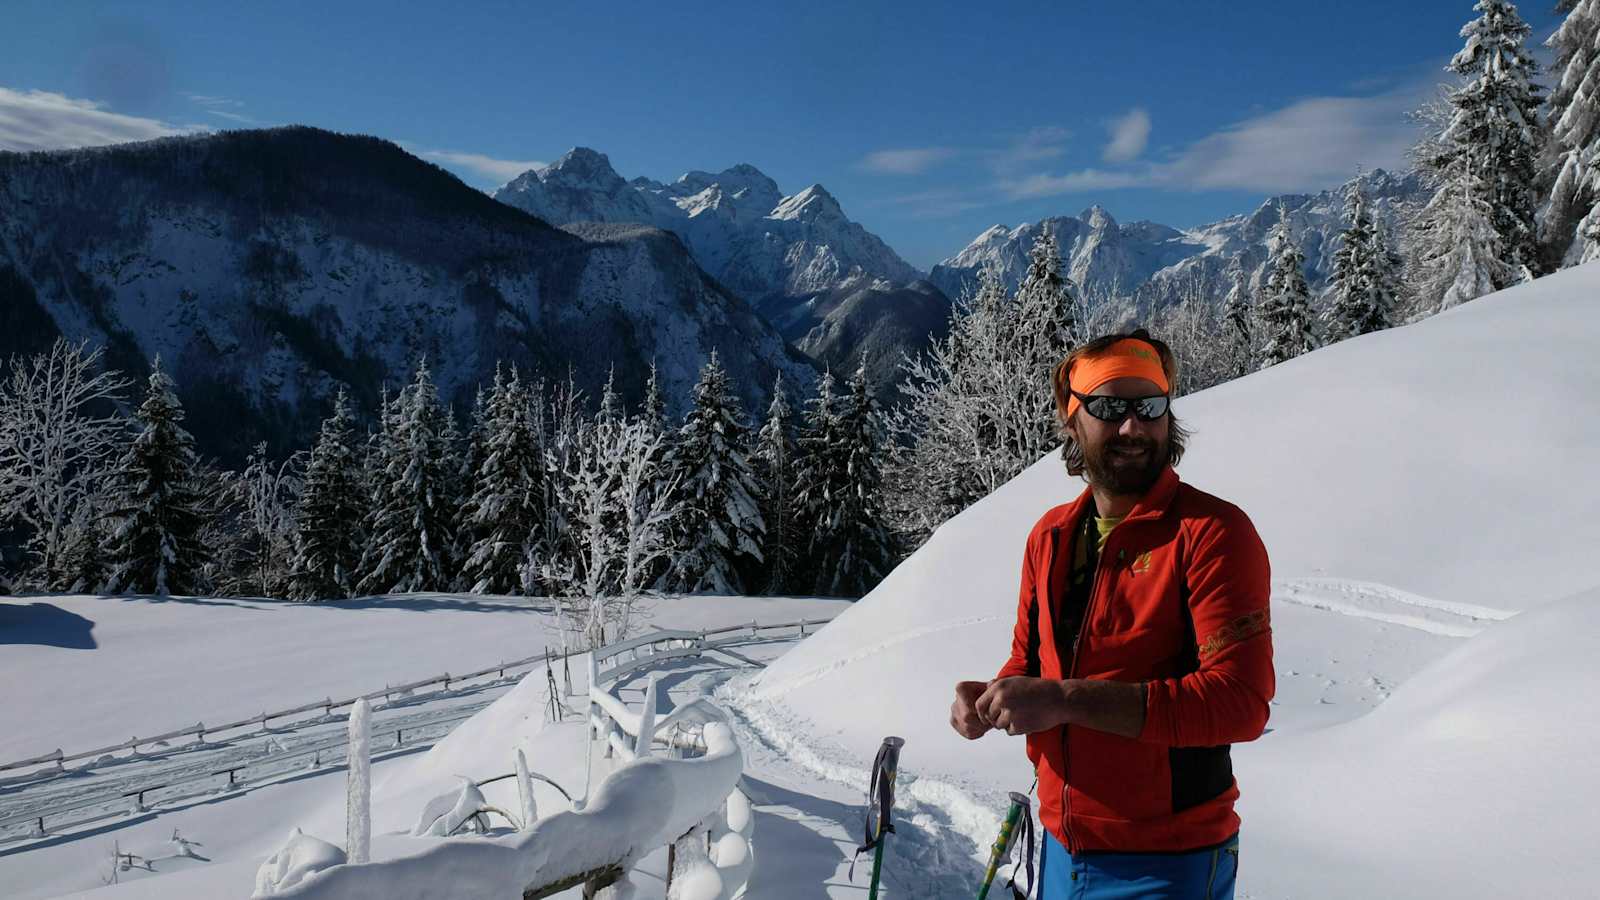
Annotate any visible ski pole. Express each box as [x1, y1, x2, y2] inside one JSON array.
[[850, 735, 905, 900], [976, 792, 1031, 900]]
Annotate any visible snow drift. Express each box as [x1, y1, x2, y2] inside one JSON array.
[[755, 263, 1600, 898]]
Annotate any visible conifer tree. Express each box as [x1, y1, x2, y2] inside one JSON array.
[[461, 368, 545, 595], [358, 361, 455, 594], [752, 373, 798, 595], [1451, 0, 1543, 273], [805, 364, 894, 597], [1324, 181, 1400, 342], [663, 352, 764, 594], [1257, 209, 1318, 368], [102, 360, 210, 596], [289, 389, 365, 601], [1541, 0, 1600, 266], [792, 370, 840, 588], [1221, 258, 1256, 378], [639, 361, 667, 438], [1015, 229, 1079, 359], [1411, 152, 1510, 312]]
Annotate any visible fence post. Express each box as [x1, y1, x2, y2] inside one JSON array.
[[636, 674, 659, 759]]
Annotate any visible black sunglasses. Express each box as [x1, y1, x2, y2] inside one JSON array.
[[1071, 391, 1170, 422]]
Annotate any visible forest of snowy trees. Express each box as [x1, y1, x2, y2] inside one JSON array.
[[4, 0, 1600, 621], [0, 340, 898, 640]]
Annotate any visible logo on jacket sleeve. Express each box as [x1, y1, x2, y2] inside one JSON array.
[[1197, 608, 1271, 659]]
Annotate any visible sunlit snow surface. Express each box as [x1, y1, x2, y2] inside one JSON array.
[[6, 265, 1600, 898]]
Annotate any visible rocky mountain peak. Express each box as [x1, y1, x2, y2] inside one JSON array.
[[770, 184, 844, 223]]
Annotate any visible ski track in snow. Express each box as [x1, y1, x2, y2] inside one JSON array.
[[1272, 577, 1515, 638], [719, 681, 1011, 898], [750, 614, 1001, 699]]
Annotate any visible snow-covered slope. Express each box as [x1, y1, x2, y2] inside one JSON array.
[[0, 129, 815, 462], [752, 263, 1600, 898], [931, 169, 1427, 308]]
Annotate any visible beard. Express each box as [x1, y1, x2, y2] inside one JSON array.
[[1081, 433, 1167, 498]]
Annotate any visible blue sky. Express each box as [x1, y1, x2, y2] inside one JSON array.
[[0, 1, 1562, 268]]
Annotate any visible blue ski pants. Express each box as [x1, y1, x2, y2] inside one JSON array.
[[1037, 828, 1239, 899]]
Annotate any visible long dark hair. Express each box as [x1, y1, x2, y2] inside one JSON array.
[[1052, 328, 1190, 477]]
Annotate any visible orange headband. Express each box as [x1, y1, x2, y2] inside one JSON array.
[[1063, 339, 1170, 422]]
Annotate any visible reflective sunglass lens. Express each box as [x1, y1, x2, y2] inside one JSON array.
[[1135, 396, 1170, 420]]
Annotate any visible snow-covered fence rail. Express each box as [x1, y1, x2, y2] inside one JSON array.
[[2, 615, 832, 847], [2, 617, 827, 783], [0, 649, 563, 782]]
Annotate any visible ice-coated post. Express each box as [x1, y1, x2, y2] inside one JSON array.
[[516, 749, 538, 831], [636, 674, 659, 759], [346, 697, 371, 864]]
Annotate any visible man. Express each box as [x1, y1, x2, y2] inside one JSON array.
[[950, 330, 1273, 899]]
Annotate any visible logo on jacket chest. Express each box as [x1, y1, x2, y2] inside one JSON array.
[[1129, 550, 1154, 575]]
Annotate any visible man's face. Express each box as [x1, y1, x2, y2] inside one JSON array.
[[1070, 376, 1170, 498]]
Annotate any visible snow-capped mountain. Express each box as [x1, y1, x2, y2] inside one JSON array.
[[496, 148, 938, 400], [0, 128, 816, 463], [496, 149, 922, 300], [931, 169, 1428, 309]]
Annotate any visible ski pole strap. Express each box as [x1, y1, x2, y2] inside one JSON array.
[[849, 736, 905, 880], [1004, 791, 1036, 900]]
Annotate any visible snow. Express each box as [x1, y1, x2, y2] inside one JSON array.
[[344, 699, 370, 864], [252, 829, 345, 897], [10, 264, 1600, 898], [0, 592, 846, 899], [750, 262, 1600, 898]]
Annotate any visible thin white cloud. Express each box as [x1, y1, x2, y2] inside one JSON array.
[[856, 147, 957, 175], [1003, 82, 1433, 200], [183, 92, 260, 125], [879, 187, 990, 217], [999, 169, 1146, 199], [0, 86, 194, 151], [986, 125, 1070, 174], [420, 149, 546, 184], [1103, 107, 1151, 163]]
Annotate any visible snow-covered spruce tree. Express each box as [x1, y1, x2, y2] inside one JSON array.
[[54, 501, 110, 594], [639, 361, 667, 438], [358, 361, 457, 595], [0, 339, 129, 589], [663, 352, 765, 594], [289, 389, 366, 601], [1257, 208, 1318, 369], [1014, 229, 1079, 359], [438, 407, 467, 582], [460, 367, 546, 595], [752, 373, 799, 595], [1438, 0, 1545, 277], [804, 364, 894, 597], [1221, 258, 1256, 379], [1542, 0, 1600, 266], [1324, 181, 1401, 342], [102, 359, 210, 596], [451, 382, 493, 583], [1410, 150, 1511, 312]]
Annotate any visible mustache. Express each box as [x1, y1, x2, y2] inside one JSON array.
[[1106, 438, 1156, 452]]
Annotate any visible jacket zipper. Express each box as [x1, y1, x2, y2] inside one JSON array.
[[1061, 520, 1116, 855]]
